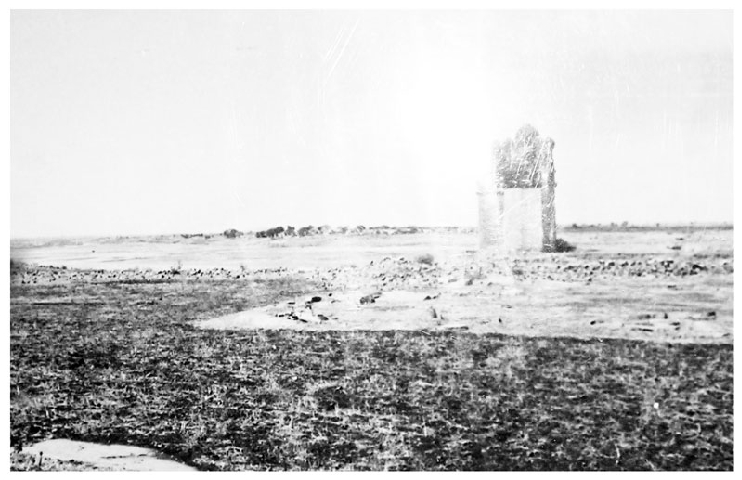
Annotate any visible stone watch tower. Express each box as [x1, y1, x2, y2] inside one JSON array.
[[478, 125, 557, 253]]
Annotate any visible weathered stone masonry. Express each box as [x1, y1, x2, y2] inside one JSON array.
[[478, 125, 557, 253]]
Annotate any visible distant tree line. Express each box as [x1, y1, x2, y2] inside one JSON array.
[[254, 225, 372, 239], [256, 225, 322, 238], [221, 225, 443, 240], [181, 233, 214, 239], [256, 226, 285, 238], [223, 228, 243, 239]]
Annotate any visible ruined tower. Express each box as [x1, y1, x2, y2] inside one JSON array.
[[478, 125, 557, 253]]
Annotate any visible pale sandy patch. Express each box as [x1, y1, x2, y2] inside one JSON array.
[[196, 275, 732, 344], [19, 439, 196, 471]]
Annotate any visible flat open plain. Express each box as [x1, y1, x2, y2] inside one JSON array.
[[9, 226, 733, 470]]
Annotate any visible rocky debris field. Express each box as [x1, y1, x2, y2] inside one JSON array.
[[11, 249, 733, 345], [10, 252, 733, 287], [303, 253, 734, 292]]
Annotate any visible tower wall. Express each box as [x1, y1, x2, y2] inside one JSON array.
[[541, 183, 556, 250], [477, 185, 500, 249], [500, 188, 544, 253]]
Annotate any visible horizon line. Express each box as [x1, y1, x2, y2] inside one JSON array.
[[9, 221, 735, 242]]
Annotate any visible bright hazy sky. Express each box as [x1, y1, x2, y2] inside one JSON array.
[[10, 10, 733, 238]]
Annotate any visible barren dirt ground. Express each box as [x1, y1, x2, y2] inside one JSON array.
[[10, 226, 732, 271], [9, 227, 734, 471], [15, 227, 730, 343]]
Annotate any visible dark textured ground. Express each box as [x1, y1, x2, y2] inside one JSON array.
[[10, 269, 733, 471]]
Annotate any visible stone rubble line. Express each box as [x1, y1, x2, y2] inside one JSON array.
[[11, 255, 734, 286]]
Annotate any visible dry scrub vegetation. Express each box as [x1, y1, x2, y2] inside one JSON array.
[[9, 269, 732, 471]]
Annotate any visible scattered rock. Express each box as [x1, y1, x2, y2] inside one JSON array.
[[296, 308, 315, 323], [359, 292, 382, 305], [415, 253, 435, 266], [435, 324, 468, 331]]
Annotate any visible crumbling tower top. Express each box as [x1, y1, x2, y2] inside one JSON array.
[[493, 124, 555, 190]]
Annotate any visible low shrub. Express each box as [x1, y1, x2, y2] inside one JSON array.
[[544, 238, 576, 253], [415, 253, 435, 266]]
